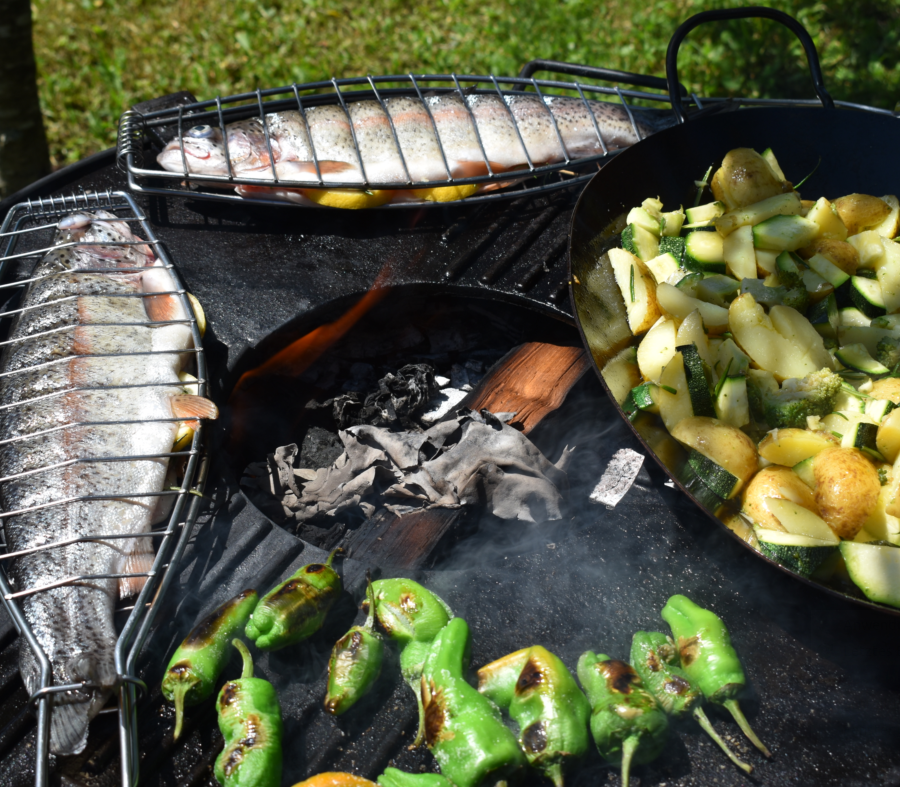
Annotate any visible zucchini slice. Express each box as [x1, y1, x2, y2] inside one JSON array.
[[626, 207, 661, 236], [793, 456, 816, 488], [834, 342, 890, 375], [840, 541, 900, 608], [848, 275, 887, 318], [752, 214, 819, 252], [756, 528, 838, 577], [867, 397, 896, 424], [622, 223, 660, 262], [714, 375, 749, 428], [680, 449, 741, 510], [841, 421, 879, 453], [658, 235, 686, 260], [807, 253, 851, 288], [678, 343, 715, 417], [684, 230, 726, 274]]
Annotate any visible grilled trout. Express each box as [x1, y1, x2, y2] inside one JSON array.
[[157, 93, 656, 205], [0, 210, 216, 755]]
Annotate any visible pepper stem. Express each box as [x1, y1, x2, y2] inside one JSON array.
[[546, 762, 564, 787], [722, 698, 771, 758], [325, 547, 343, 568], [233, 638, 254, 679], [692, 705, 753, 774], [170, 678, 198, 742], [619, 734, 640, 787]]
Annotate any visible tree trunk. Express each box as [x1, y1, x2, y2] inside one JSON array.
[[0, 0, 51, 199]]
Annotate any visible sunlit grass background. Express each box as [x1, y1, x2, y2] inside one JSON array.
[[33, 0, 900, 168]]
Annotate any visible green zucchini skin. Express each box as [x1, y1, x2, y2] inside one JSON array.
[[679, 450, 739, 510], [678, 344, 715, 418]]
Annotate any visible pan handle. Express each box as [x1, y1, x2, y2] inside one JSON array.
[[666, 6, 835, 123]]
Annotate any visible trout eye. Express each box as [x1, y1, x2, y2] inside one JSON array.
[[188, 124, 215, 138]]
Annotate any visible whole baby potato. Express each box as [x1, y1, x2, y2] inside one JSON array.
[[812, 447, 881, 540], [742, 466, 820, 530]]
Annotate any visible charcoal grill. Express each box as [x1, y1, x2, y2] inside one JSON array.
[[3, 27, 900, 787]]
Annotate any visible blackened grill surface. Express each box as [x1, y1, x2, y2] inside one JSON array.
[[0, 154, 899, 787]]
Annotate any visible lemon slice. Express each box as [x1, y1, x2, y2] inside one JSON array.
[[186, 292, 207, 337], [411, 184, 480, 203], [300, 188, 394, 209]]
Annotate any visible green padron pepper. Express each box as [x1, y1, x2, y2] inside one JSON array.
[[660, 595, 771, 757], [576, 651, 668, 787], [215, 640, 283, 787], [162, 589, 259, 740], [421, 617, 527, 787], [246, 548, 341, 651], [631, 631, 752, 774], [477, 646, 590, 787], [377, 768, 455, 787], [324, 573, 384, 715], [368, 577, 453, 744]]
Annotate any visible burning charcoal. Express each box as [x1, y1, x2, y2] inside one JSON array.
[[332, 363, 437, 429], [299, 426, 345, 470]]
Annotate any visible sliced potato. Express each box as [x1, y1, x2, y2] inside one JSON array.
[[877, 408, 900, 463], [798, 237, 859, 274], [675, 309, 714, 369], [767, 496, 838, 543], [657, 282, 730, 334], [601, 346, 641, 405], [833, 194, 892, 236], [729, 293, 834, 381], [872, 194, 899, 239], [758, 428, 839, 467], [847, 230, 886, 269], [869, 378, 900, 404], [658, 352, 693, 432], [723, 223, 757, 280], [863, 483, 900, 546], [670, 415, 758, 486], [812, 446, 881, 540], [804, 197, 848, 241], [636, 318, 677, 383], [608, 247, 661, 335], [874, 237, 900, 313], [742, 466, 820, 529]]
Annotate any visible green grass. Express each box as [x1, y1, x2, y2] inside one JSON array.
[[33, 0, 900, 168]]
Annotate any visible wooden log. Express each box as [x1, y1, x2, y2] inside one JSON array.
[[455, 342, 590, 434], [345, 507, 466, 569]]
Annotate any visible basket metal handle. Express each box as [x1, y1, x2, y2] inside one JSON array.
[[518, 59, 684, 95], [666, 6, 835, 123]]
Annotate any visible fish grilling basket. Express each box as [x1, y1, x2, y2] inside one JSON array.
[[0, 190, 209, 787], [116, 69, 671, 208]]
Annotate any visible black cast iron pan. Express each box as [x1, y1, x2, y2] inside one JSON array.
[[569, 6, 900, 614]]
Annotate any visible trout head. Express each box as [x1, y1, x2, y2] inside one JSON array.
[[55, 210, 155, 270], [157, 123, 229, 176]]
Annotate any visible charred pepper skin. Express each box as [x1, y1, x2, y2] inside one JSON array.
[[325, 574, 384, 715], [576, 651, 668, 787], [162, 589, 259, 741], [215, 640, 283, 787], [630, 631, 752, 774], [421, 617, 527, 787], [477, 646, 590, 787], [368, 578, 453, 745], [660, 595, 771, 758], [246, 548, 341, 651]]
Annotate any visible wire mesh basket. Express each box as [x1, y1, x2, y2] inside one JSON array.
[[0, 189, 209, 787], [116, 68, 683, 209]]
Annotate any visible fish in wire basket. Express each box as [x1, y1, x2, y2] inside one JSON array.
[[157, 92, 656, 206], [0, 210, 217, 755]]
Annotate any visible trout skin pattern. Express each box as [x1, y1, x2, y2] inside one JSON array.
[[0, 211, 214, 755]]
